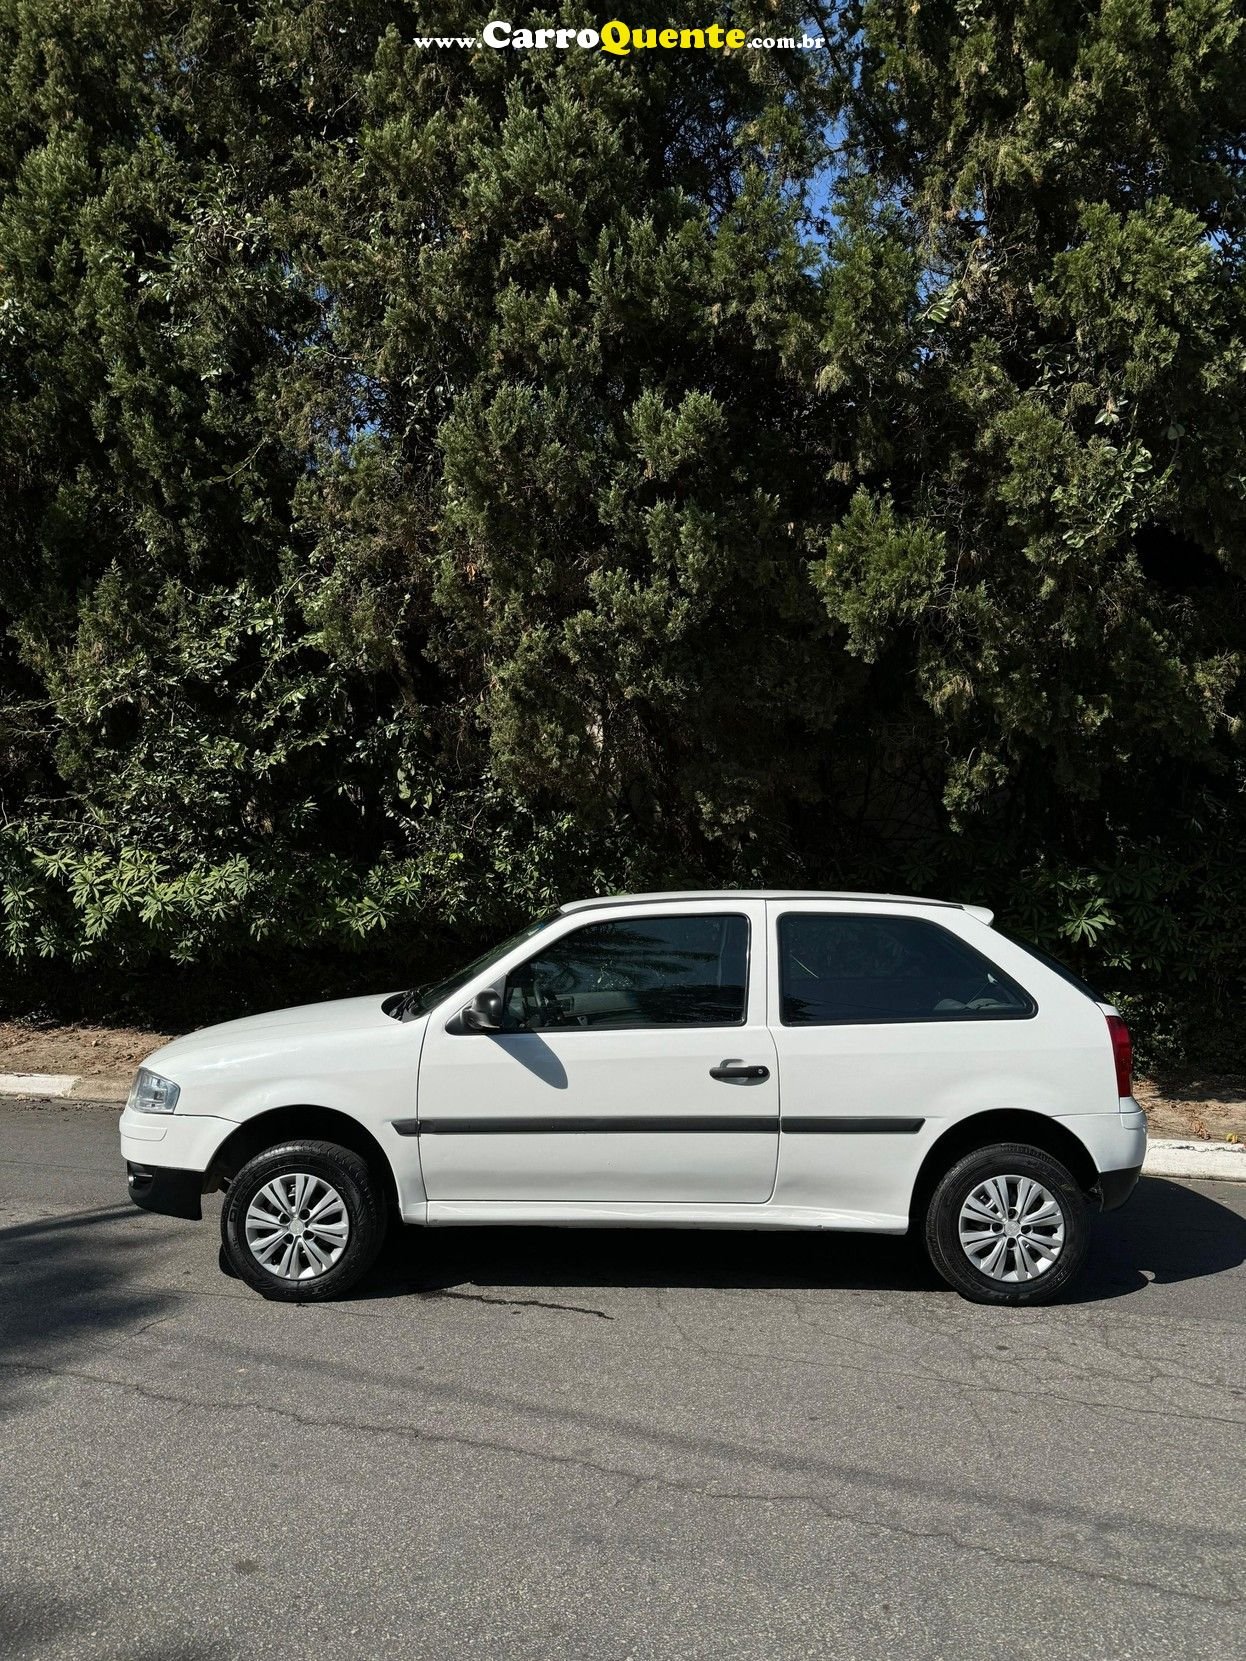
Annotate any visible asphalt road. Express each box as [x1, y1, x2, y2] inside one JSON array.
[[1, 1099, 1244, 1661]]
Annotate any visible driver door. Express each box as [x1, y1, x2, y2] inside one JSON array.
[[415, 902, 778, 1204]]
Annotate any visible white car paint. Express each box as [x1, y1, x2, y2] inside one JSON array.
[[415, 898, 778, 1203], [764, 901, 1132, 1224], [119, 890, 1145, 1233]]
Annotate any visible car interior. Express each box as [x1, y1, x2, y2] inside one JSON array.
[[778, 914, 1034, 1025]]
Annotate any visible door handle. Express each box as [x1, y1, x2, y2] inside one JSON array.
[[709, 1061, 770, 1082]]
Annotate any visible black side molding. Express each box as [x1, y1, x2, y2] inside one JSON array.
[[781, 1116, 925, 1134], [126, 1161, 203, 1221], [393, 1116, 775, 1135], [391, 1115, 925, 1136]]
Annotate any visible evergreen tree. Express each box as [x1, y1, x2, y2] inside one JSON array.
[[0, 4, 838, 1005], [809, 0, 1246, 1051], [0, 2, 1243, 1057]]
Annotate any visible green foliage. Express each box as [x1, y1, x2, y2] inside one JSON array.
[[806, 0, 1246, 1062], [0, 1, 1244, 1061], [813, 492, 948, 659]]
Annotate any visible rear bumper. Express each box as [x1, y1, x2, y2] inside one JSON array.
[[126, 1160, 203, 1221], [1056, 1106, 1147, 1198], [1096, 1163, 1143, 1212]]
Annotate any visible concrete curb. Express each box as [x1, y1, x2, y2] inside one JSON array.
[[0, 1072, 131, 1103], [1, 1073, 1243, 1182], [67, 1074, 133, 1103], [1143, 1139, 1246, 1182], [0, 1072, 81, 1098]]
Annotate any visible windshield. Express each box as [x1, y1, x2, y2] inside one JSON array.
[[386, 914, 558, 1021]]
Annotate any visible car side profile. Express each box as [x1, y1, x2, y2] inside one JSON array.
[[120, 891, 1146, 1306]]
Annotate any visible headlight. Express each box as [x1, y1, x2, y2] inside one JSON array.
[[127, 1067, 181, 1114]]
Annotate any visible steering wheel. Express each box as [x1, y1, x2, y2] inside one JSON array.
[[522, 979, 563, 1029]]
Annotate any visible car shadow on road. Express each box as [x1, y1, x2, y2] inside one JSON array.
[[1070, 1175, 1246, 1302], [360, 1176, 1245, 1305]]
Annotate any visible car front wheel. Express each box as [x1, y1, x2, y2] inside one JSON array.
[[220, 1139, 385, 1302], [924, 1142, 1089, 1306]]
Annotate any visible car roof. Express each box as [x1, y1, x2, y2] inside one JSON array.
[[559, 890, 991, 921]]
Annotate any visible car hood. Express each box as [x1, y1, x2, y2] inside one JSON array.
[[143, 993, 415, 1075]]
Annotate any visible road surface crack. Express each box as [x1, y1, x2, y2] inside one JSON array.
[[418, 1289, 614, 1320]]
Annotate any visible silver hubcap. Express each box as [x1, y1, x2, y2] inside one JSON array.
[[958, 1174, 1065, 1283], [245, 1173, 350, 1280]]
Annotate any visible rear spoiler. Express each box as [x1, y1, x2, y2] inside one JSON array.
[[960, 904, 995, 926]]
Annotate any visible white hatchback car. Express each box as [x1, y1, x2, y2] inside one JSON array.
[[121, 891, 1146, 1306]]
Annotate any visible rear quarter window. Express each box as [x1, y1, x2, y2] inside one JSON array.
[[778, 913, 1036, 1026]]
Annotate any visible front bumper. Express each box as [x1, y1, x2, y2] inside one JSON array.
[[120, 1105, 233, 1221], [126, 1161, 203, 1220]]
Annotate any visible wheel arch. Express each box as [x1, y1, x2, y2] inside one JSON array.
[[909, 1109, 1099, 1231], [205, 1104, 400, 1218]]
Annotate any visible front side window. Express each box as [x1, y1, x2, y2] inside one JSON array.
[[505, 913, 749, 1031], [778, 913, 1035, 1026]]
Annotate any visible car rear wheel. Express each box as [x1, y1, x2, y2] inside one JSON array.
[[220, 1139, 385, 1302], [924, 1142, 1089, 1306]]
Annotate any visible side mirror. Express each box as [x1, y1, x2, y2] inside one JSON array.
[[462, 988, 504, 1032]]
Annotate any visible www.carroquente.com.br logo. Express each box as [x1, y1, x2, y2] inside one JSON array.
[[412, 20, 830, 54]]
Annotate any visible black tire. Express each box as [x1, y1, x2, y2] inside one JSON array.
[[924, 1142, 1089, 1306], [220, 1139, 385, 1302]]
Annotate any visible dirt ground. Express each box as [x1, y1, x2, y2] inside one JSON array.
[[0, 1018, 174, 1100], [1132, 1075, 1246, 1142], [0, 1017, 1243, 1138]]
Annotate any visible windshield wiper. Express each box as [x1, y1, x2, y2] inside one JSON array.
[[384, 986, 427, 1021]]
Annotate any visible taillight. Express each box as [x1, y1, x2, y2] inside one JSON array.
[[1106, 1015, 1132, 1098]]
